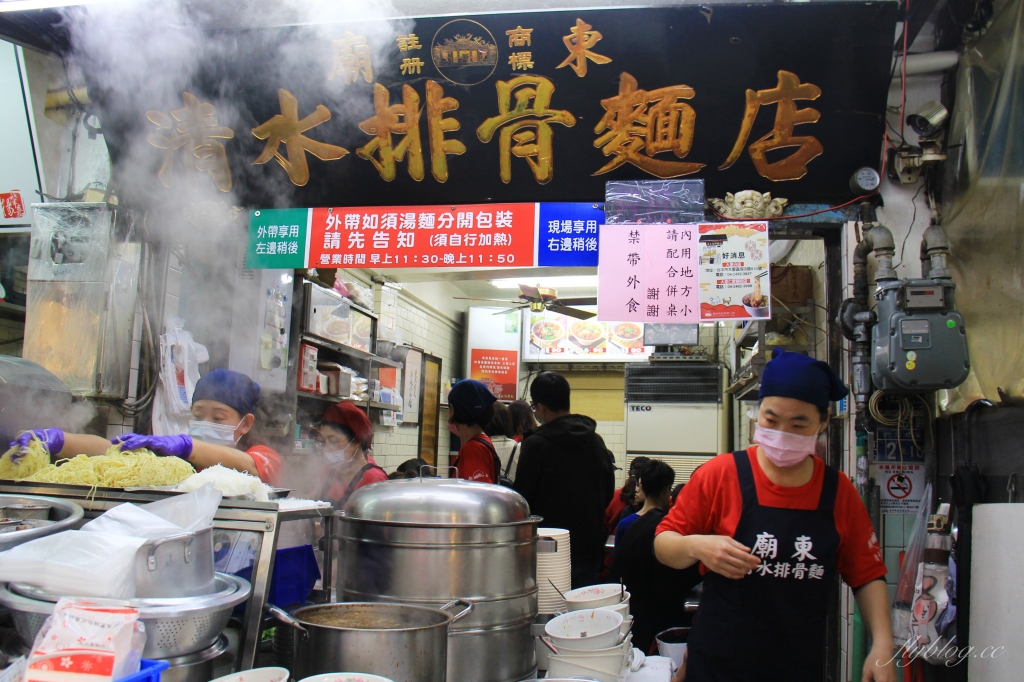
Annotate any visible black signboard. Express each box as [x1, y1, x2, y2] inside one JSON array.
[[95, 3, 897, 209]]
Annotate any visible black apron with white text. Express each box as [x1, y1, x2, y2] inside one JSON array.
[[686, 450, 840, 682]]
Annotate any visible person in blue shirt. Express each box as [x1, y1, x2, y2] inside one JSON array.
[[614, 459, 675, 555]]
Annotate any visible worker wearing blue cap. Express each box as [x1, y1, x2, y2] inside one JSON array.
[[654, 350, 894, 682], [9, 369, 280, 484], [447, 379, 500, 484]]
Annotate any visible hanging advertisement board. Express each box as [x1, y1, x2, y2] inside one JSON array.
[[597, 222, 769, 323], [697, 222, 771, 321], [522, 307, 653, 362]]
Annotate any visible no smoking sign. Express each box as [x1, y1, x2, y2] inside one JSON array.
[[887, 474, 913, 499], [874, 464, 924, 514]]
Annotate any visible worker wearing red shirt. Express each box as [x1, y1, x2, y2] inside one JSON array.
[[654, 349, 894, 682], [447, 379, 500, 484], [318, 402, 388, 508]]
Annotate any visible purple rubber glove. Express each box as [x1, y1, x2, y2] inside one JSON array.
[[10, 429, 65, 462], [114, 433, 193, 460]]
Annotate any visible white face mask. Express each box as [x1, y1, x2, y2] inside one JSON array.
[[323, 443, 357, 466], [188, 419, 242, 447]]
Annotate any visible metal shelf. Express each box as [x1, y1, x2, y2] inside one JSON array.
[[296, 392, 396, 411], [301, 333, 400, 367]]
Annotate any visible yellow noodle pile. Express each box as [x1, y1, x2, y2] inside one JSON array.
[[0, 438, 52, 480], [25, 447, 195, 488]]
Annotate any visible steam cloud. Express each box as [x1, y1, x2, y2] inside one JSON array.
[[63, 0, 412, 241]]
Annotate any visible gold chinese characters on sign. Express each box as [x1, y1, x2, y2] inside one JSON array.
[[357, 84, 424, 182], [505, 26, 533, 47], [147, 92, 234, 192], [396, 34, 422, 51], [400, 58, 425, 75], [251, 89, 349, 186], [425, 80, 466, 182], [557, 18, 611, 78], [508, 52, 534, 71], [719, 70, 823, 181], [477, 75, 576, 184], [330, 31, 373, 84], [593, 72, 704, 178]]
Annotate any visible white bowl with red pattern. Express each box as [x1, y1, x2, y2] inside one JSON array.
[[544, 608, 624, 650], [299, 671, 393, 675], [210, 668, 290, 682], [563, 583, 629, 610]]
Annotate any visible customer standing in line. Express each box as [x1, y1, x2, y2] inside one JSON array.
[[508, 399, 538, 442], [605, 456, 651, 534], [486, 401, 518, 483], [513, 371, 615, 588], [609, 459, 701, 655], [447, 379, 500, 484]]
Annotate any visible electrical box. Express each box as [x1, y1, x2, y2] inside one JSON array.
[[871, 279, 969, 393]]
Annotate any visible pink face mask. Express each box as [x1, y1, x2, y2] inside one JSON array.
[[754, 425, 819, 467], [447, 421, 460, 436]]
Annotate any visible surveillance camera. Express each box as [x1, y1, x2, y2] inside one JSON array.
[[907, 101, 948, 137]]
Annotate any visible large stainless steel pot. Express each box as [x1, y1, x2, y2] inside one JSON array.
[[271, 600, 472, 682], [339, 478, 540, 682], [135, 526, 215, 598], [0, 495, 83, 552]]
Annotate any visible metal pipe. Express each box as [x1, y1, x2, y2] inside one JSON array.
[[847, 202, 897, 429], [893, 51, 959, 77], [920, 223, 952, 280]]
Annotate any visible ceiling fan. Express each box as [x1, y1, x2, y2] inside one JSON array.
[[456, 284, 598, 320]]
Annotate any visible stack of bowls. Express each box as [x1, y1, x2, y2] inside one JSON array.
[[563, 583, 633, 636], [536, 528, 571, 615], [543, 609, 631, 682]]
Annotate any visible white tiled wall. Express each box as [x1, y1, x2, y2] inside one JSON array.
[[370, 283, 462, 473], [596, 420, 627, 486], [106, 250, 169, 439]]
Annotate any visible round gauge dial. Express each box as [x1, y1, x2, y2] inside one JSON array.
[[851, 167, 881, 194]]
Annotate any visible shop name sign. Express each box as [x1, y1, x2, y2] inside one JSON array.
[[101, 5, 897, 209]]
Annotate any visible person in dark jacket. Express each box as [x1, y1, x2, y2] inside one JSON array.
[[514, 371, 615, 588], [609, 460, 702, 654]]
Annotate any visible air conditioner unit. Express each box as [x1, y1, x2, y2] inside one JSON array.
[[624, 362, 730, 483]]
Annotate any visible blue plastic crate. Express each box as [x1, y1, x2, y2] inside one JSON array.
[[116, 659, 169, 682], [237, 544, 321, 610]]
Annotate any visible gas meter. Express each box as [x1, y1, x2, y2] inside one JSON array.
[[871, 279, 969, 392]]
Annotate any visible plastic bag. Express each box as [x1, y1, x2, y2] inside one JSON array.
[[82, 484, 221, 537], [891, 482, 933, 646], [0, 531, 146, 599], [82, 503, 182, 539], [152, 317, 209, 436], [28, 598, 145, 682], [140, 482, 221, 532], [342, 280, 373, 308]]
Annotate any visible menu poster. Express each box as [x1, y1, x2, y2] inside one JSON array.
[[470, 349, 519, 401], [597, 224, 701, 323], [697, 222, 771, 320], [522, 309, 653, 362]]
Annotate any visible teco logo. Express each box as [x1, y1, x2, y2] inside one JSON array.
[[630, 405, 653, 412]]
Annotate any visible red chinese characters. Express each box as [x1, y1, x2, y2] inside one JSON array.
[[308, 203, 536, 269], [1, 191, 26, 220]]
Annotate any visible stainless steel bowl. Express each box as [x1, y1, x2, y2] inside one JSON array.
[[0, 573, 251, 658], [6, 504, 51, 520], [0, 495, 83, 551]]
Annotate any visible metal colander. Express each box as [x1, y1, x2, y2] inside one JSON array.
[[0, 573, 250, 658]]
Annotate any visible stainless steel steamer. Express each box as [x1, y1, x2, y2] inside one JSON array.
[[339, 478, 540, 682]]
